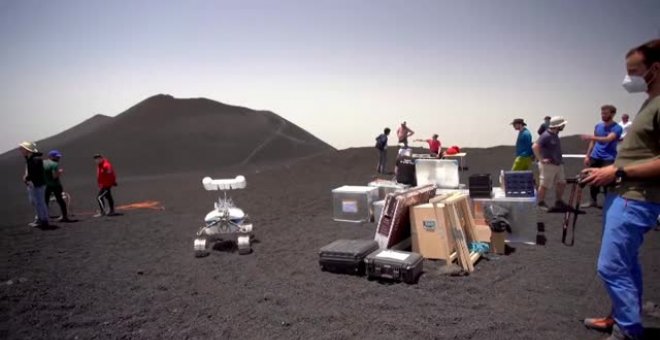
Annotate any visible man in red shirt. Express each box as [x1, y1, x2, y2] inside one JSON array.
[[414, 134, 442, 157], [93, 154, 119, 217]]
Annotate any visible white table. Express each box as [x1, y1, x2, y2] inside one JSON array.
[[443, 152, 467, 170]]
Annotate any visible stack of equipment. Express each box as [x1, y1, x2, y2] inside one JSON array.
[[468, 174, 493, 198]]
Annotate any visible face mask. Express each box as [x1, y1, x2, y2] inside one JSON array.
[[622, 74, 647, 93]]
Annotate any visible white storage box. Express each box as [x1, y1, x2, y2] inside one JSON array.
[[415, 159, 460, 188], [472, 187, 538, 244], [368, 180, 409, 200], [372, 199, 385, 223], [332, 186, 380, 223]]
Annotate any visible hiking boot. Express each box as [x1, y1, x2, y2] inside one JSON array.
[[584, 316, 614, 331], [606, 324, 640, 340], [537, 201, 550, 211]]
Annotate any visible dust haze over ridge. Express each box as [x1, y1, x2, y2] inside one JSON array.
[[1, 0, 659, 153]]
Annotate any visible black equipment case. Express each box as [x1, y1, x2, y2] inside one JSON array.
[[364, 249, 424, 284], [319, 239, 379, 275], [468, 173, 493, 198]]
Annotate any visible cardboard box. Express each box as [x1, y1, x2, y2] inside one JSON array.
[[474, 224, 491, 243], [409, 203, 455, 261], [491, 231, 506, 254]]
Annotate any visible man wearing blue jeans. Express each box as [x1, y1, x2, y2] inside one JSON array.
[[582, 39, 660, 340], [19, 141, 49, 227]]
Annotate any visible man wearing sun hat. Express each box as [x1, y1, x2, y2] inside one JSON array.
[[44, 150, 71, 222], [532, 116, 570, 211], [18, 141, 49, 227], [510, 118, 534, 171]]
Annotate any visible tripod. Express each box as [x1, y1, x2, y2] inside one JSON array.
[[562, 176, 586, 246]]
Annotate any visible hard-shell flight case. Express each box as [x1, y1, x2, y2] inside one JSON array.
[[365, 249, 424, 284], [319, 239, 379, 275]]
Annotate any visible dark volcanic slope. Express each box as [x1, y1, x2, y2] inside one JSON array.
[[0, 95, 334, 201]]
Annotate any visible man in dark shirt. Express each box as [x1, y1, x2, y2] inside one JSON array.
[[532, 117, 570, 211], [375, 128, 391, 174], [19, 141, 49, 227]]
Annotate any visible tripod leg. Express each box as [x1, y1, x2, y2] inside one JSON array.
[[569, 186, 583, 246], [562, 181, 577, 244]]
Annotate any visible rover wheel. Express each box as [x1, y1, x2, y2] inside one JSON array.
[[194, 237, 209, 258]]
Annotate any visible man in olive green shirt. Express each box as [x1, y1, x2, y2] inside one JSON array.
[[44, 150, 71, 222], [582, 39, 660, 340]]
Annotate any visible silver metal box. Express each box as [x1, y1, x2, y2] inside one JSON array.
[[415, 159, 460, 188], [332, 186, 380, 223], [368, 180, 409, 200]]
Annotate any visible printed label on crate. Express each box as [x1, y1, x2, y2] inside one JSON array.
[[422, 220, 436, 231], [342, 200, 358, 213], [376, 250, 410, 261]]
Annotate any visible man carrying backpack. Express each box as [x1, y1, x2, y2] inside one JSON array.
[[375, 128, 391, 174]]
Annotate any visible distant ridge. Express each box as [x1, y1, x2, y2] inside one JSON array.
[[0, 94, 335, 179]]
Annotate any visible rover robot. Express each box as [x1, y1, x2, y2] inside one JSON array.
[[194, 176, 253, 257]]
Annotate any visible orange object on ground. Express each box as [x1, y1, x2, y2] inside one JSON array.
[[116, 200, 165, 211]]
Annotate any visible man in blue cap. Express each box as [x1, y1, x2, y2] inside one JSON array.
[[44, 150, 71, 222]]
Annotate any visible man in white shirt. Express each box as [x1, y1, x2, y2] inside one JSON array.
[[618, 113, 633, 141]]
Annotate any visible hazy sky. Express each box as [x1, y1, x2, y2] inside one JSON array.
[[1, 0, 659, 153]]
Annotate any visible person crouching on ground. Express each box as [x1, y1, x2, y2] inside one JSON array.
[[510, 118, 533, 170], [582, 39, 660, 340], [532, 116, 570, 211], [19, 141, 49, 227], [414, 134, 442, 157], [94, 154, 119, 217], [375, 127, 391, 174], [580, 105, 623, 208], [44, 150, 71, 222]]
